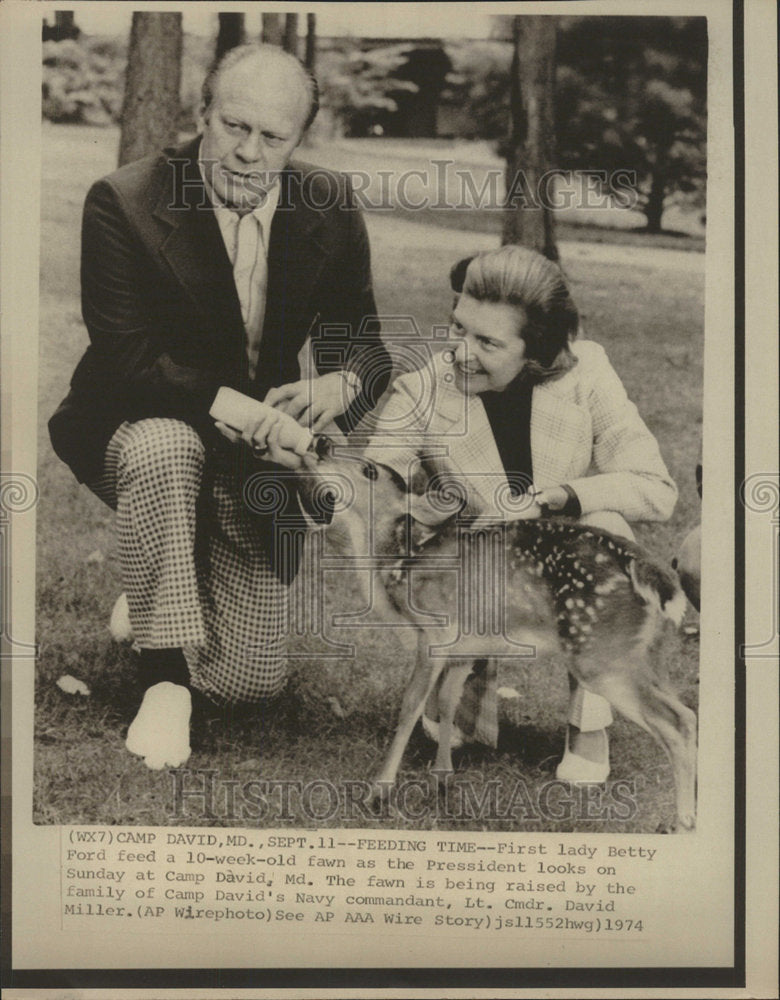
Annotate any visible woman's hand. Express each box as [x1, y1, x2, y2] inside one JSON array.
[[531, 486, 570, 511], [264, 372, 359, 432]]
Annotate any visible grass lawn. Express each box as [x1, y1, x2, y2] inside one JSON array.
[[34, 125, 703, 831]]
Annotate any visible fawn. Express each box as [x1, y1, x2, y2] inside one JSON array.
[[296, 436, 697, 832]]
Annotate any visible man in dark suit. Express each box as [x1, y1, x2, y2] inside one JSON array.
[[49, 44, 391, 769]]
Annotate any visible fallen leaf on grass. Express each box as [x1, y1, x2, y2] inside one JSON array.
[[326, 696, 347, 718], [237, 758, 262, 772], [497, 687, 520, 699], [56, 675, 91, 696]]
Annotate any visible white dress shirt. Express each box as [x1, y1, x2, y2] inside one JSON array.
[[199, 152, 280, 379]]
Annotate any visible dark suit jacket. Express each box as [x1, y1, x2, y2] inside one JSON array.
[[49, 136, 391, 486]]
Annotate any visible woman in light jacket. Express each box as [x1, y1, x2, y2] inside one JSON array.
[[362, 244, 678, 782]]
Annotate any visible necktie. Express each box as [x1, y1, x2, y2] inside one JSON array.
[[232, 211, 268, 379]]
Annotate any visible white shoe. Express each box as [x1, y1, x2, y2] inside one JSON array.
[[555, 727, 610, 784], [421, 714, 465, 750], [126, 682, 191, 770], [109, 593, 134, 642]]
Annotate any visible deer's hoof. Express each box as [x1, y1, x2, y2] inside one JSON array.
[[368, 780, 394, 809], [430, 767, 453, 798], [656, 816, 695, 834]]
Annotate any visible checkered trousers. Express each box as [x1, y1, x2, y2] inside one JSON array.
[[88, 418, 289, 703]]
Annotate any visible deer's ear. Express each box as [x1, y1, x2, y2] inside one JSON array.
[[409, 493, 456, 527], [409, 453, 438, 496]]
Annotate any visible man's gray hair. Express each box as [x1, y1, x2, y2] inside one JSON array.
[[201, 43, 319, 131]]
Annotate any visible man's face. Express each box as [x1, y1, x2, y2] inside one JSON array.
[[200, 55, 309, 211], [449, 294, 528, 394]]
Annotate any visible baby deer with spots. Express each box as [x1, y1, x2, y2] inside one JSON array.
[[297, 437, 697, 832]]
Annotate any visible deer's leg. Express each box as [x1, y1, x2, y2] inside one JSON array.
[[577, 665, 697, 832], [433, 659, 474, 776], [373, 629, 446, 790], [642, 685, 698, 831]]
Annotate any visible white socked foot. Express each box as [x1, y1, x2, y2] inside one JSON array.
[[126, 682, 191, 770], [109, 593, 134, 642]]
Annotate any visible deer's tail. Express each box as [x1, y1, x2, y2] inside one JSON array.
[[629, 556, 687, 627]]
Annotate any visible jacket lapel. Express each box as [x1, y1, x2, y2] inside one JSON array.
[[430, 355, 590, 505], [429, 368, 509, 513], [152, 138, 246, 362], [260, 166, 330, 368]]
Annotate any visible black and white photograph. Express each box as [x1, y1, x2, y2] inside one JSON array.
[[34, 5, 705, 834]]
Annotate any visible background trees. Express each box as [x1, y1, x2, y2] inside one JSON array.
[[42, 14, 707, 234], [501, 16, 558, 258], [555, 17, 707, 233], [215, 13, 244, 61], [118, 12, 182, 167], [444, 16, 707, 234], [316, 42, 418, 139]]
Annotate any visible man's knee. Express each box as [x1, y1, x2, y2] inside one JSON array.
[[118, 419, 205, 488], [578, 510, 635, 542]]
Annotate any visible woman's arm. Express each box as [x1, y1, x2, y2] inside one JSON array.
[[566, 344, 678, 521], [361, 367, 434, 486]]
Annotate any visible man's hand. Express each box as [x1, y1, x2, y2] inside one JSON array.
[[214, 414, 306, 470], [264, 372, 359, 432], [260, 422, 307, 469]]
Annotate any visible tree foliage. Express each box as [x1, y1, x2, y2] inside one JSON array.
[[42, 37, 126, 124], [444, 16, 707, 232], [555, 17, 707, 232], [442, 41, 512, 142], [317, 43, 418, 137]]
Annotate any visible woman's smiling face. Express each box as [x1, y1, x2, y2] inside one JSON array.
[[448, 295, 528, 394]]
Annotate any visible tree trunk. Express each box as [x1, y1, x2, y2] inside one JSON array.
[[305, 13, 317, 71], [118, 12, 182, 167], [284, 13, 299, 57], [502, 15, 558, 261], [54, 11, 79, 40], [644, 167, 666, 233], [216, 13, 244, 60], [262, 13, 283, 46]]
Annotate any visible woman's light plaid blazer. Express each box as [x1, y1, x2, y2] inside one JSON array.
[[363, 339, 677, 522]]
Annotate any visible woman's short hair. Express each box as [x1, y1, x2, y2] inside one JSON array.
[[450, 246, 579, 382], [201, 43, 319, 132]]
